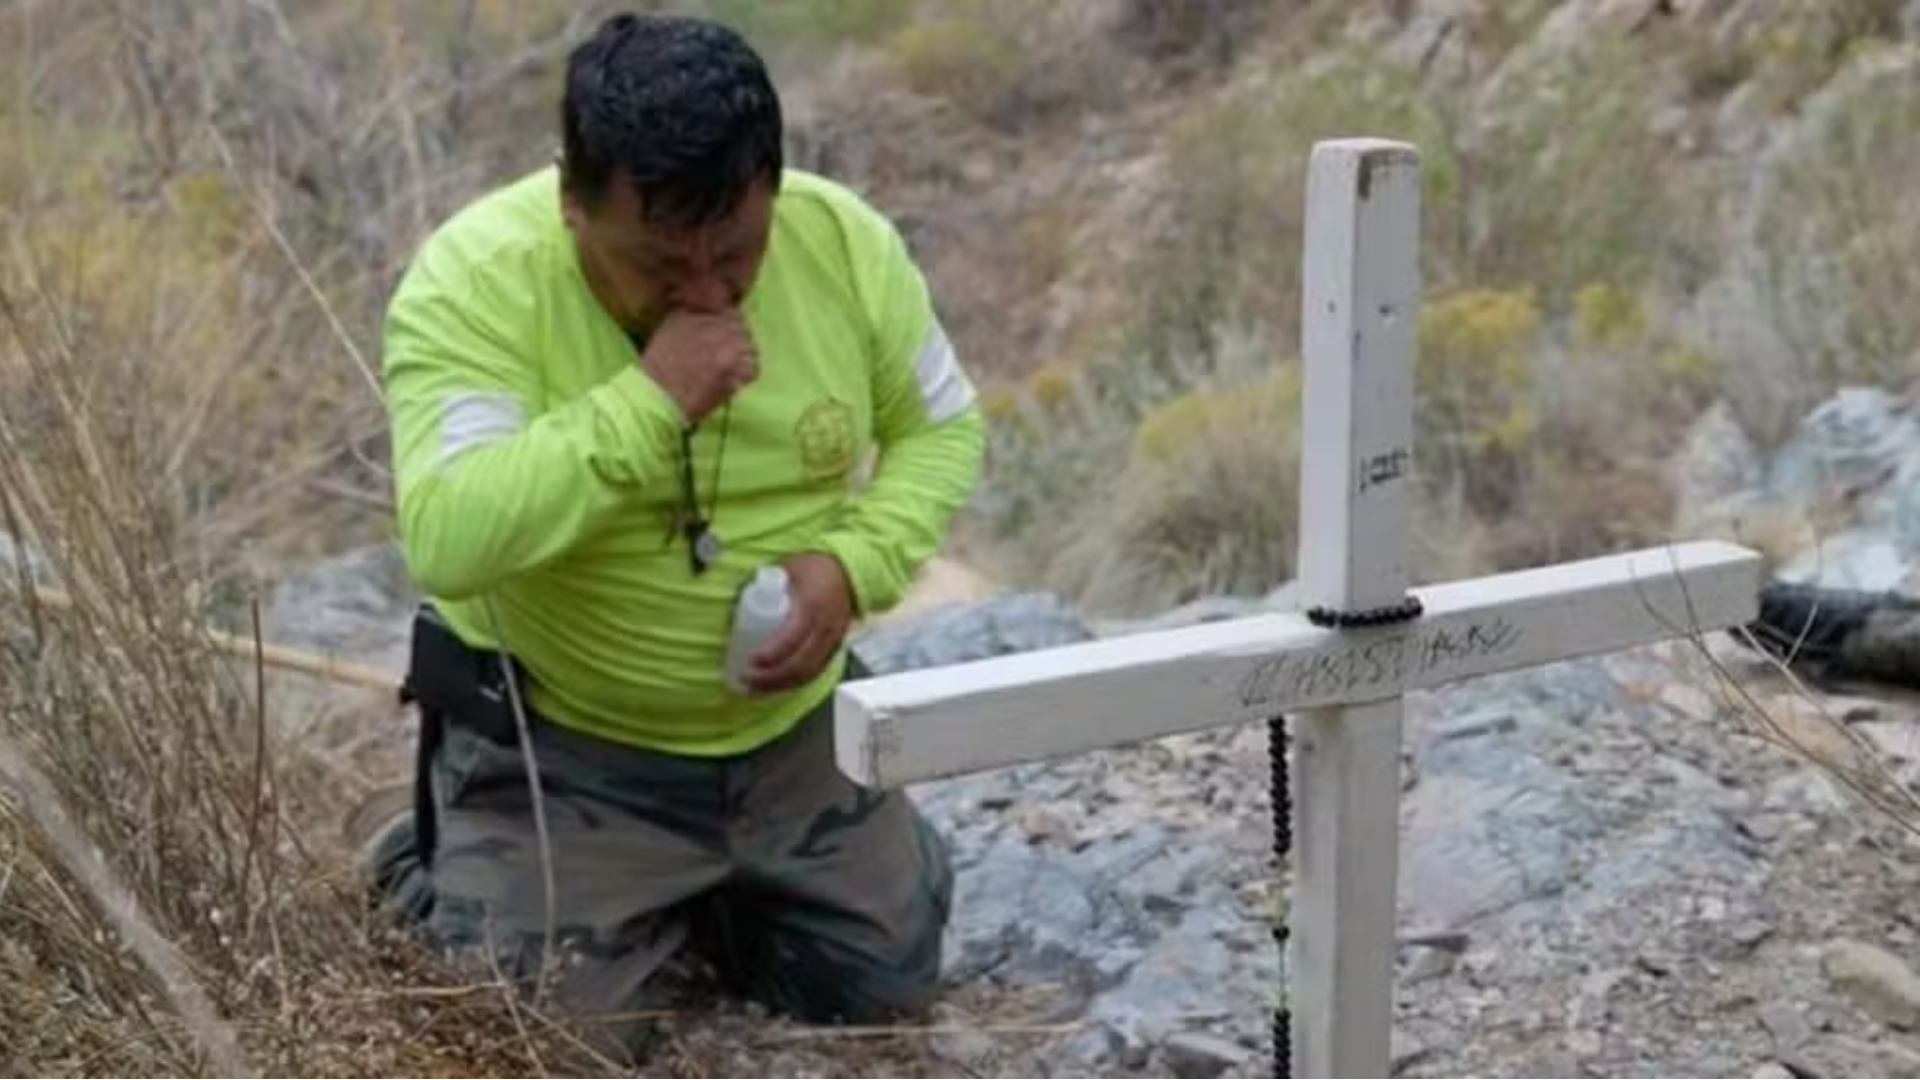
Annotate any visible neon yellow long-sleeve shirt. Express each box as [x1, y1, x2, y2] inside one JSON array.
[[380, 165, 985, 757]]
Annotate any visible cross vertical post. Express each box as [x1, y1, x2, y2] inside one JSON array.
[[1287, 138, 1423, 1079]]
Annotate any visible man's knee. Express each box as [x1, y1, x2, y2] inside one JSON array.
[[423, 900, 690, 1065], [737, 803, 955, 1024], [733, 873, 950, 1025], [395, 726, 732, 1038], [777, 912, 948, 1024]]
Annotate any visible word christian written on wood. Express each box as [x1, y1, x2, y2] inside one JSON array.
[[1233, 617, 1523, 709]]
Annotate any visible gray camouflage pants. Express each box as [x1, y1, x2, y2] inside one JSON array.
[[364, 655, 953, 1057]]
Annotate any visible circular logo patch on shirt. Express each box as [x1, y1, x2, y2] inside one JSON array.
[[795, 397, 857, 480]]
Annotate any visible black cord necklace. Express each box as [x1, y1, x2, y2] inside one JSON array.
[[629, 329, 730, 576], [677, 400, 731, 575]]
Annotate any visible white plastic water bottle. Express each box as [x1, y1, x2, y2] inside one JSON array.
[[725, 564, 792, 694]]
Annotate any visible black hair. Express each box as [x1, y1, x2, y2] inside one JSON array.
[[560, 13, 784, 227]]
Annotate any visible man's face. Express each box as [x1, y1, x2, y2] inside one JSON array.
[[563, 172, 775, 331]]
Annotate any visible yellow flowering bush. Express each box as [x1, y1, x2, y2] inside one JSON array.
[[1026, 359, 1079, 411], [888, 16, 1026, 122], [1572, 281, 1647, 351], [1042, 363, 1304, 614], [1132, 364, 1301, 467], [1416, 288, 1543, 514]]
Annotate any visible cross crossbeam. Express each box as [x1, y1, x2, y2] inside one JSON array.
[[833, 541, 1757, 789], [833, 138, 1764, 1078]]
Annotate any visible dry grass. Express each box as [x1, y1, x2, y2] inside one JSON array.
[[1691, 625, 1920, 845], [0, 241, 618, 1076], [0, 5, 640, 1070]]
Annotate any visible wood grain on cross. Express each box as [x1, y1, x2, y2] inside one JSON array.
[[832, 138, 1764, 1078]]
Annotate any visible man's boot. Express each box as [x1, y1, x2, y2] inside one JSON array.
[[343, 784, 435, 926]]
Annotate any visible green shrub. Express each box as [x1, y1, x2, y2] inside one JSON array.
[[1416, 287, 1543, 518], [888, 16, 1027, 123], [1050, 362, 1304, 616], [964, 320, 1286, 607]]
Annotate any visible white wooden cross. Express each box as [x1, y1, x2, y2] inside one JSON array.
[[832, 138, 1763, 1078]]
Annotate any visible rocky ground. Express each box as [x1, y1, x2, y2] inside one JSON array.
[[247, 385, 1920, 1078], [265, 557, 1920, 1079], [1388, 642, 1920, 1080]]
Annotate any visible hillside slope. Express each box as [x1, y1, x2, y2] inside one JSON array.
[[762, 0, 1920, 617]]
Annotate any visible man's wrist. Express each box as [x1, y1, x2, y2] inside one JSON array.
[[801, 549, 856, 606], [799, 542, 866, 618]]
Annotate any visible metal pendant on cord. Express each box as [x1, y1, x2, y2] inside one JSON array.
[[676, 402, 731, 576], [633, 327, 733, 577]]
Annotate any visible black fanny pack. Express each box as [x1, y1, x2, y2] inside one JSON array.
[[396, 603, 534, 865], [399, 603, 531, 746]]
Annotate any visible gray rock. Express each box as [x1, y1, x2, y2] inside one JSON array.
[[864, 592, 1275, 1075], [1088, 595, 1268, 637], [0, 529, 55, 662], [1391, 1031, 1437, 1075], [932, 827, 1144, 991], [1877, 1034, 1920, 1076], [1787, 1033, 1920, 1079], [1824, 939, 1920, 1030], [1163, 1031, 1258, 1078], [1403, 946, 1458, 984], [854, 591, 1094, 672], [1399, 747, 1597, 928], [1398, 663, 1631, 929], [928, 1020, 1004, 1075], [1763, 388, 1920, 515], [263, 541, 417, 667], [912, 764, 1278, 1075], [0, 528, 52, 587], [1672, 400, 1762, 528], [1751, 387, 1920, 593], [1758, 999, 1814, 1051]]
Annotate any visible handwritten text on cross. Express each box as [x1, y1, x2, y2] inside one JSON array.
[[1234, 618, 1521, 708]]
